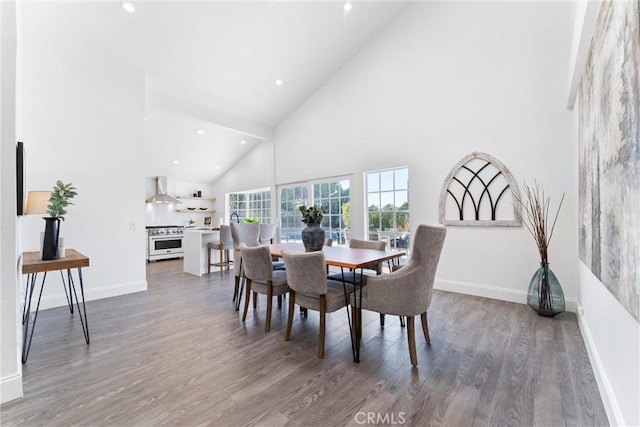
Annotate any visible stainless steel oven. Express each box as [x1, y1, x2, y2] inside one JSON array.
[[147, 226, 184, 262]]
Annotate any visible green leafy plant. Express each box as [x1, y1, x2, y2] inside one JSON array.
[[242, 216, 260, 223], [47, 180, 77, 221], [299, 205, 325, 225]]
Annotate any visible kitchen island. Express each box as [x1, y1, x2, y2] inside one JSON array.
[[183, 228, 228, 276]]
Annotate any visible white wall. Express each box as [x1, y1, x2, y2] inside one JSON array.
[[578, 263, 640, 426], [0, 0, 23, 404], [274, 1, 578, 308], [17, 2, 147, 310], [211, 140, 275, 222]]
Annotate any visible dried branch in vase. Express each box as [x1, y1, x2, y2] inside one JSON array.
[[515, 181, 565, 265]]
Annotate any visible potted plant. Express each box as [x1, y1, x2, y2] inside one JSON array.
[[42, 181, 77, 260], [299, 205, 326, 252], [516, 182, 565, 316]]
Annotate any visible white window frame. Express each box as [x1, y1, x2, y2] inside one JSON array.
[[278, 176, 351, 245]]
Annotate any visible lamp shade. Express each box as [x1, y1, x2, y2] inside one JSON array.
[[25, 191, 50, 215]]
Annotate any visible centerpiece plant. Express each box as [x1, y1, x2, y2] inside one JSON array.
[[299, 205, 326, 252]]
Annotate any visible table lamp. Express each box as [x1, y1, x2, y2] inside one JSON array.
[[24, 191, 50, 215]]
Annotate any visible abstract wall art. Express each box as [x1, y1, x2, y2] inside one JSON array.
[[579, 0, 639, 321]]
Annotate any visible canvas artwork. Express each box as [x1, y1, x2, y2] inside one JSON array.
[[579, 0, 640, 322]]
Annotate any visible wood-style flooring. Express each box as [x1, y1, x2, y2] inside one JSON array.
[[1, 259, 608, 426]]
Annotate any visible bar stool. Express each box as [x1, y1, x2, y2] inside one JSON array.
[[207, 224, 233, 275]]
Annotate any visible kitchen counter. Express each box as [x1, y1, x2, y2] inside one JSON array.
[[183, 228, 227, 276], [185, 227, 220, 232]]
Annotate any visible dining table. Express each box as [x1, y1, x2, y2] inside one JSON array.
[[269, 242, 406, 363]]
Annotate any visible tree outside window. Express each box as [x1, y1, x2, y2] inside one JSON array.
[[366, 168, 410, 250]]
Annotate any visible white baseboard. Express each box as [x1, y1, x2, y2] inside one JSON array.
[[35, 280, 147, 311], [0, 373, 23, 404], [435, 278, 577, 313], [577, 308, 623, 426]]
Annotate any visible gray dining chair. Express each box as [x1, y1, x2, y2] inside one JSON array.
[[326, 238, 387, 285], [230, 222, 261, 306], [259, 223, 277, 245], [260, 223, 286, 270], [240, 244, 289, 332], [351, 224, 446, 366], [207, 225, 233, 276], [282, 249, 354, 358]]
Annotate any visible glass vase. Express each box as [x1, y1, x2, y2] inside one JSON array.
[[527, 263, 565, 317]]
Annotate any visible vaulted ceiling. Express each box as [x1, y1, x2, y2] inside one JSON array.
[[97, 1, 410, 183]]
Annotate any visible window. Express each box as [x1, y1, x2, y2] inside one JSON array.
[[366, 167, 410, 250], [227, 188, 271, 223], [279, 178, 350, 244]]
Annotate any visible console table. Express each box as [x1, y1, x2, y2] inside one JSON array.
[[21, 249, 90, 363]]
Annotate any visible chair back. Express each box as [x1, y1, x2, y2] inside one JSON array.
[[230, 222, 260, 248], [240, 244, 273, 283], [282, 250, 327, 296], [349, 238, 387, 273], [404, 224, 447, 309], [259, 223, 277, 245], [219, 224, 233, 249]]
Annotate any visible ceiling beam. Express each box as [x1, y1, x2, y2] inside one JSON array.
[[148, 89, 275, 141]]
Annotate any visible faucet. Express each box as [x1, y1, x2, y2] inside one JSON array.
[[230, 212, 240, 223]]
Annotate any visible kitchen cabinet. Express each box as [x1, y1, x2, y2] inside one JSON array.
[[175, 196, 216, 213]]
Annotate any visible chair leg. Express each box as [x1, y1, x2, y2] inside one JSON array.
[[277, 295, 282, 309], [400, 316, 405, 328], [233, 275, 239, 301], [207, 247, 212, 274], [379, 313, 385, 328], [351, 303, 358, 349], [420, 312, 431, 344], [285, 291, 296, 341], [242, 279, 252, 321], [253, 291, 258, 309], [318, 295, 326, 358], [407, 316, 417, 367], [265, 282, 273, 332], [218, 248, 224, 276]]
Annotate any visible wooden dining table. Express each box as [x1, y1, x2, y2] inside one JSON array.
[[269, 243, 406, 362]]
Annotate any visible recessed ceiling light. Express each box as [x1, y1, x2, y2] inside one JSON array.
[[215, 166, 220, 170], [172, 160, 179, 164], [275, 79, 283, 86], [121, 0, 135, 13], [144, 116, 148, 121], [240, 140, 247, 144], [344, 1, 352, 12], [195, 129, 204, 134]]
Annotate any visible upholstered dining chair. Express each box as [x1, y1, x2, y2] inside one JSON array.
[[259, 223, 277, 245], [260, 223, 286, 271], [326, 238, 387, 284], [240, 244, 289, 332], [207, 225, 233, 276], [351, 224, 446, 367], [281, 249, 354, 358], [230, 222, 261, 305]]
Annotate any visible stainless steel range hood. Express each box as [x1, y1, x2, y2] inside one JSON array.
[[146, 177, 182, 204]]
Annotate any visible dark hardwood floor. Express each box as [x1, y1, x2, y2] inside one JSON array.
[[1, 259, 608, 426]]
